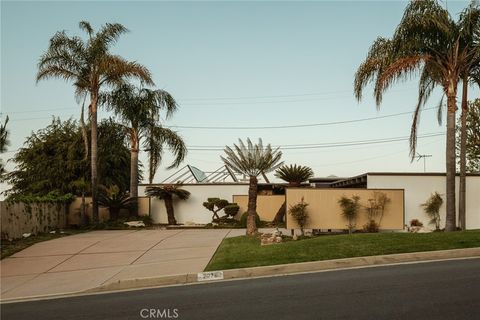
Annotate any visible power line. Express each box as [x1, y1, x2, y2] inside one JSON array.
[[5, 106, 438, 131], [168, 107, 438, 130], [2, 132, 444, 155], [185, 132, 445, 151]]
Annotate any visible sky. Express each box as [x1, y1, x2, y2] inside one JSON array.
[[1, 0, 478, 188]]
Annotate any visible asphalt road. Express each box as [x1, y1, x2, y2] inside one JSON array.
[[2, 258, 480, 320]]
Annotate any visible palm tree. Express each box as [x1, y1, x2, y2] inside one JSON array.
[[105, 84, 187, 203], [37, 21, 153, 222], [221, 138, 283, 236], [145, 184, 191, 225], [458, 3, 480, 230], [272, 164, 314, 224], [354, 0, 477, 231], [0, 116, 9, 176], [98, 185, 137, 220]]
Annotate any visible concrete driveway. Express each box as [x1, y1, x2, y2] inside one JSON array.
[[0, 229, 234, 300]]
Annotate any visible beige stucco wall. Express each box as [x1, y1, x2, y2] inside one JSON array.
[[139, 184, 249, 224], [367, 174, 480, 230], [67, 196, 150, 225], [286, 188, 405, 230], [233, 195, 285, 221]]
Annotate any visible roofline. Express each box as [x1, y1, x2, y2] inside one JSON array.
[[138, 182, 292, 187], [366, 172, 480, 177]]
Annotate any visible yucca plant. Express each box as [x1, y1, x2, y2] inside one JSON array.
[[221, 138, 283, 236], [354, 0, 480, 231], [98, 185, 137, 221], [421, 192, 444, 231], [145, 184, 191, 225], [37, 21, 153, 222]]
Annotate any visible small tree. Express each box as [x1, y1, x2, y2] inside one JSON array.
[[364, 191, 390, 231], [145, 184, 190, 225], [203, 198, 235, 221], [288, 197, 309, 236], [338, 195, 361, 234], [421, 192, 444, 231]]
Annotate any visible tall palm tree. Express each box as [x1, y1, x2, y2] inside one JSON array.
[[37, 21, 153, 222], [458, 3, 480, 230], [272, 164, 314, 224], [0, 116, 9, 176], [354, 0, 476, 231], [145, 184, 190, 225], [221, 138, 283, 236], [105, 84, 187, 203]]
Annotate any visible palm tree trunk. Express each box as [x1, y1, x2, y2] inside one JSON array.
[[445, 87, 457, 232], [80, 192, 86, 226], [164, 195, 177, 225], [90, 95, 99, 223], [459, 78, 468, 230], [130, 131, 139, 201], [246, 175, 258, 236], [272, 202, 286, 225]]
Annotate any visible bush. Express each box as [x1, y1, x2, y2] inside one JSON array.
[[363, 219, 379, 233], [338, 195, 361, 234], [410, 219, 424, 227], [224, 204, 240, 217], [421, 192, 443, 230], [240, 212, 260, 228], [288, 198, 309, 236]]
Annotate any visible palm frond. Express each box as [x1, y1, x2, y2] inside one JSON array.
[[221, 138, 283, 177], [274, 164, 313, 184]]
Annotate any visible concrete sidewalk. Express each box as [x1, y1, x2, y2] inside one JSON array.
[[0, 229, 236, 300]]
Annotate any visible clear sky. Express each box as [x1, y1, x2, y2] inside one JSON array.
[[1, 0, 478, 186]]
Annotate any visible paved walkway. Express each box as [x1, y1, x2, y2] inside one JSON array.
[[0, 229, 239, 300]]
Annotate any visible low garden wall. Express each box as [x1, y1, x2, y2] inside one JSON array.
[[233, 195, 285, 221], [286, 188, 405, 231], [0, 201, 68, 240]]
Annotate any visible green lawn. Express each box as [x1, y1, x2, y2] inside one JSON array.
[[205, 230, 480, 271]]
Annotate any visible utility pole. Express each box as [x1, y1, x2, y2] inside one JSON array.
[[416, 153, 432, 172]]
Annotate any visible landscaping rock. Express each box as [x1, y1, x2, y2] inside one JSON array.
[[409, 226, 432, 233], [261, 229, 283, 245], [124, 221, 146, 228]]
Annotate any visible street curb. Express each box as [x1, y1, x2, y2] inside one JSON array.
[[88, 247, 480, 293], [2, 247, 479, 303]]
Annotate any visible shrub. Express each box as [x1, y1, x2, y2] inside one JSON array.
[[410, 219, 424, 227], [224, 204, 240, 217], [240, 212, 260, 228], [288, 197, 309, 236], [363, 220, 379, 233], [365, 191, 390, 228], [338, 195, 361, 234], [421, 192, 443, 230], [203, 198, 236, 221]]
